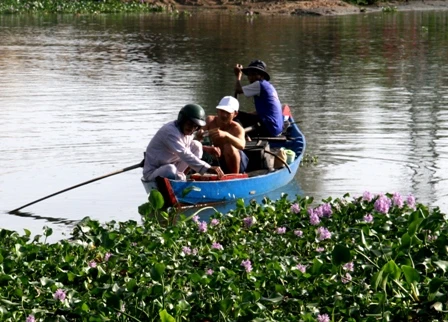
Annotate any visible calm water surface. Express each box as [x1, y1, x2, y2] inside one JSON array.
[[1, 12, 447, 241]]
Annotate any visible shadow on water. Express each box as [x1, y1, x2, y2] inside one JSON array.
[[6, 210, 79, 226], [182, 179, 304, 222]]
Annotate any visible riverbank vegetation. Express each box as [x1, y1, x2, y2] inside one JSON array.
[[0, 0, 166, 15], [1, 190, 447, 321]]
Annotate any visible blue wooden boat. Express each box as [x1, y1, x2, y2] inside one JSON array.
[[142, 106, 306, 207]]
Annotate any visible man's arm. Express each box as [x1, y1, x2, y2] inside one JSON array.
[[234, 64, 244, 95], [209, 123, 246, 150]]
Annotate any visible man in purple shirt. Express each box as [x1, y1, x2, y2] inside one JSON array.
[[234, 60, 284, 137]]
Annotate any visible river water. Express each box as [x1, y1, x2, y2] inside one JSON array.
[[1, 11, 447, 241]]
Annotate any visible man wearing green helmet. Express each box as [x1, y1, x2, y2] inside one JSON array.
[[142, 104, 224, 181]]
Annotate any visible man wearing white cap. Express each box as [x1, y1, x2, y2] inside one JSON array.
[[197, 96, 248, 174]]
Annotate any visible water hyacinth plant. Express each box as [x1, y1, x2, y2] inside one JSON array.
[[0, 190, 447, 321]]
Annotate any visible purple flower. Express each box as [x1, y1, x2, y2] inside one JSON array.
[[392, 192, 404, 208], [210, 219, 219, 226], [294, 229, 303, 237], [316, 247, 325, 252], [407, 194, 416, 209], [276, 227, 286, 234], [317, 227, 331, 241], [212, 242, 223, 250], [198, 221, 207, 233], [321, 203, 332, 217], [290, 203, 300, 214], [131, 242, 137, 246], [192, 215, 199, 223], [343, 262, 354, 272], [313, 206, 324, 218], [310, 213, 321, 226], [243, 216, 254, 228], [53, 289, 66, 302], [206, 268, 213, 275], [374, 194, 391, 214], [341, 272, 352, 284], [104, 252, 112, 262], [363, 191, 374, 202], [317, 314, 330, 322], [363, 214, 373, 223], [182, 246, 192, 255], [192, 248, 198, 256], [88, 260, 97, 268], [26, 315, 35, 322], [296, 264, 307, 273], [241, 259, 252, 273]]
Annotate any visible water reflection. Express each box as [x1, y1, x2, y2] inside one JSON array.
[[1, 11, 448, 240]]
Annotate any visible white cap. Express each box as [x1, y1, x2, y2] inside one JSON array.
[[216, 96, 239, 114]]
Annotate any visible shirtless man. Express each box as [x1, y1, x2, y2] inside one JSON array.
[[198, 96, 248, 174]]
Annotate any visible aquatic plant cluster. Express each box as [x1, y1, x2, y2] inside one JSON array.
[[0, 0, 165, 15], [1, 191, 448, 321]]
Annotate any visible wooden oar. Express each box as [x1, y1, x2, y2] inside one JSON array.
[[9, 160, 144, 213]]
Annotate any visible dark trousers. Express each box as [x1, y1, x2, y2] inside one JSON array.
[[235, 111, 273, 137]]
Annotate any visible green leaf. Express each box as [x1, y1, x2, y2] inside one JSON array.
[[383, 260, 401, 280], [175, 299, 191, 313], [372, 270, 383, 291], [181, 186, 201, 198], [431, 302, 443, 312], [361, 229, 370, 249], [401, 233, 411, 248], [23, 229, 31, 237], [408, 218, 423, 236], [151, 263, 165, 281], [429, 278, 446, 293], [332, 244, 352, 265], [81, 302, 90, 312], [219, 298, 233, 314], [261, 293, 283, 303], [149, 189, 165, 210], [159, 309, 175, 322], [311, 258, 323, 275], [401, 265, 420, 284], [434, 261, 448, 273]]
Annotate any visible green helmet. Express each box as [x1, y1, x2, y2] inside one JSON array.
[[177, 104, 206, 127]]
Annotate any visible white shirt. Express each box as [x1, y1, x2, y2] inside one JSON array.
[[242, 81, 261, 97], [143, 121, 210, 179]]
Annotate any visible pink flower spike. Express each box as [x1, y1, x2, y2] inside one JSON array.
[[290, 203, 300, 214], [294, 230, 303, 237], [26, 315, 35, 322], [296, 264, 307, 273], [317, 314, 330, 322], [212, 242, 223, 250], [88, 260, 97, 268], [104, 252, 112, 262], [241, 259, 252, 273], [206, 268, 213, 275], [53, 289, 66, 302], [276, 227, 286, 234]]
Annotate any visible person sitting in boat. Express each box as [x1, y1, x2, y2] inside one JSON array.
[[196, 96, 248, 174], [233, 59, 284, 137], [142, 104, 224, 182]]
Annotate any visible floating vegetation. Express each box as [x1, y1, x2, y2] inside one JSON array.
[[1, 190, 447, 321]]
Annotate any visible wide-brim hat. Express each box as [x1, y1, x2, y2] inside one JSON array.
[[242, 60, 270, 81], [216, 96, 239, 114]]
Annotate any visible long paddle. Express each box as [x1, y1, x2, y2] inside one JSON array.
[[9, 160, 144, 213]]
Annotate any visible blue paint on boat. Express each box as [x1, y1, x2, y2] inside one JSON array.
[[142, 115, 306, 205]]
